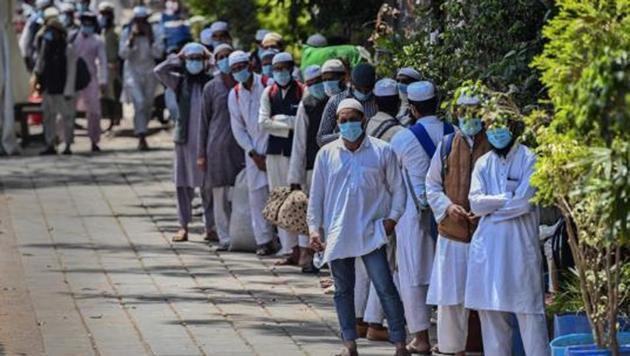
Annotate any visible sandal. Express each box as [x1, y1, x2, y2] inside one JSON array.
[[406, 343, 432, 355], [204, 230, 218, 242], [172, 229, 188, 242]]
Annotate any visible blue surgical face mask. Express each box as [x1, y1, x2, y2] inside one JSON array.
[[185, 59, 204, 75], [323, 80, 341, 96], [353, 89, 371, 102], [458, 117, 483, 137], [272, 69, 292, 87], [257, 46, 265, 59], [262, 64, 272, 76], [486, 127, 513, 149], [81, 25, 95, 35], [308, 82, 326, 100], [398, 83, 408, 95], [233, 68, 251, 83], [217, 58, 230, 74], [339, 121, 364, 142], [43, 30, 54, 41]]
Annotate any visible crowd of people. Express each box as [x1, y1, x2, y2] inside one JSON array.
[[17, 1, 550, 355]]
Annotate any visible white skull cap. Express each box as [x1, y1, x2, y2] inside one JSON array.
[[374, 78, 398, 97], [397, 67, 421, 81], [228, 50, 250, 67], [321, 59, 345, 74], [272, 52, 293, 65], [303, 65, 321, 82], [336, 98, 364, 115], [408, 81, 436, 102]]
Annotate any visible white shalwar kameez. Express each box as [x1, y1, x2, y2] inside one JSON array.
[[425, 135, 474, 353], [388, 115, 449, 333], [228, 74, 274, 246], [465, 143, 549, 356]]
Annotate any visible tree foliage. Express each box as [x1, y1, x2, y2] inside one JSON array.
[[373, 0, 550, 106], [528, 0, 630, 351]]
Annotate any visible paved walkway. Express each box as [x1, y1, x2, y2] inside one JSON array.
[[0, 120, 396, 356]]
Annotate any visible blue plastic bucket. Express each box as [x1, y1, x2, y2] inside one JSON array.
[[550, 332, 630, 356], [566, 345, 630, 355], [554, 313, 592, 339], [550, 334, 593, 356], [554, 313, 630, 339]]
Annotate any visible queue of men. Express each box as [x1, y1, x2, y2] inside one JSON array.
[[17, 1, 549, 355]]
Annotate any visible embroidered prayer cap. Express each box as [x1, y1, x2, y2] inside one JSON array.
[[408, 81, 436, 102], [374, 78, 398, 97], [262, 32, 283, 47], [43, 7, 60, 20], [336, 98, 364, 115]]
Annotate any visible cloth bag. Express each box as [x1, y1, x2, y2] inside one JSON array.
[[277, 190, 309, 235], [263, 187, 309, 235], [262, 186, 292, 224], [228, 169, 257, 252]]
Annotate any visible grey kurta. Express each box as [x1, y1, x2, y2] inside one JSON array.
[[154, 56, 205, 188], [198, 76, 245, 188]]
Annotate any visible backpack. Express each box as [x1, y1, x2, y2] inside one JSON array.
[[371, 117, 400, 140], [408, 121, 455, 158], [75, 57, 91, 91]]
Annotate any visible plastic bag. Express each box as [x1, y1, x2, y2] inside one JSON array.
[[228, 169, 257, 252]]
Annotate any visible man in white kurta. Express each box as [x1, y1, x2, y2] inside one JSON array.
[[389, 81, 454, 353], [227, 50, 276, 255], [258, 52, 304, 262], [466, 125, 549, 356], [425, 93, 491, 356], [307, 99, 409, 356]]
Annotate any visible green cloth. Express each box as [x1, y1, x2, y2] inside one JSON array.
[[300, 45, 365, 71]]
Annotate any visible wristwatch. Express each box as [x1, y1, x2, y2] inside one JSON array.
[[248, 149, 256, 158]]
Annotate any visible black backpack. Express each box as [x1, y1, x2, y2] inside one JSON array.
[[75, 57, 91, 91]]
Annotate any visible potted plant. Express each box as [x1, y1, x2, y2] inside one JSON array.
[[528, 0, 630, 354]]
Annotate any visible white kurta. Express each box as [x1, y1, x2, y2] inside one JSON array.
[[228, 74, 269, 191], [426, 136, 472, 306], [287, 101, 309, 186], [464, 143, 544, 315], [389, 115, 450, 287], [307, 136, 406, 264]]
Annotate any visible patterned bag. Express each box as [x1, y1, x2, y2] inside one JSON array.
[[277, 190, 309, 235], [262, 187, 292, 224]]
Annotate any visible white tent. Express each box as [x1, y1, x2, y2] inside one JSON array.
[[0, 0, 30, 155]]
